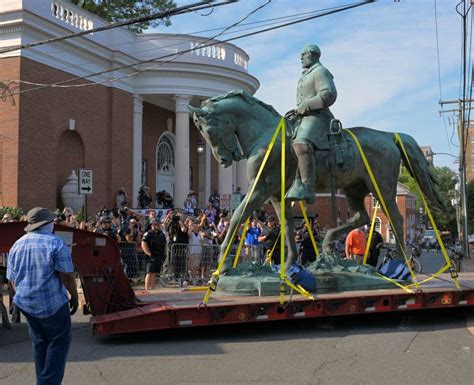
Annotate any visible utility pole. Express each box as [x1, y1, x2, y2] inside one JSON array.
[[439, 98, 474, 259]]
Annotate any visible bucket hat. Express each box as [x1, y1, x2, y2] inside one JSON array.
[[24, 207, 56, 232]]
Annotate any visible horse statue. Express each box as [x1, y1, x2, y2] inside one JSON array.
[[190, 90, 443, 271]]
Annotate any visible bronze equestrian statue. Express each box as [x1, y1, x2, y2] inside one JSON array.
[[190, 45, 443, 272]]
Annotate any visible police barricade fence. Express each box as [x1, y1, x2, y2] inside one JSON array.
[[119, 241, 264, 285], [167, 243, 264, 286]]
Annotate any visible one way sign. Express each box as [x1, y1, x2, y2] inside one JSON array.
[[78, 169, 93, 195]]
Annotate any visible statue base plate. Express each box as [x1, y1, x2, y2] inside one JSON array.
[[216, 254, 405, 296]]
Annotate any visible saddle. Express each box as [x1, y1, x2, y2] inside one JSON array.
[[284, 113, 353, 172], [327, 119, 354, 173]]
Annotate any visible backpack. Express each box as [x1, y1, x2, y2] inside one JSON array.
[[379, 259, 411, 281]]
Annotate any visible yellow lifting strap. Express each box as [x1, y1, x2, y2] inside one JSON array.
[[344, 129, 419, 289], [265, 231, 281, 265], [394, 133, 461, 290], [233, 217, 250, 268], [299, 201, 320, 257], [363, 203, 379, 265], [201, 117, 285, 305], [375, 272, 414, 293], [279, 117, 287, 306]]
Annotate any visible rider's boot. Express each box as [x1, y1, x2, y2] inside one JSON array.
[[286, 143, 316, 204]]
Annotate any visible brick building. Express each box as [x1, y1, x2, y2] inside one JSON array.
[[0, 0, 258, 214], [466, 123, 474, 182], [364, 182, 416, 244]]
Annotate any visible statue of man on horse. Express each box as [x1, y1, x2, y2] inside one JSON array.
[[286, 44, 338, 204]]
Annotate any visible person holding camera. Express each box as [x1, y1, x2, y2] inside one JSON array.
[[137, 185, 153, 209], [166, 212, 189, 282]]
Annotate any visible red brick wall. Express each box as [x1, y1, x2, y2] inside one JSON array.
[[14, 57, 133, 214], [0, 57, 21, 207], [364, 194, 415, 244]]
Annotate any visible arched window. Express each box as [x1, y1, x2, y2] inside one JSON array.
[[156, 133, 175, 197]]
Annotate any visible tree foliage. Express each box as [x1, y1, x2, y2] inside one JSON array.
[[398, 166, 457, 234], [70, 0, 177, 33]]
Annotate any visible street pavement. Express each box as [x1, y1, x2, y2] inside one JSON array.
[[1, 308, 473, 385], [1, 250, 473, 385]]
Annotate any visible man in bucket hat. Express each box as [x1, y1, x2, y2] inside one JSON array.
[[7, 207, 78, 385]]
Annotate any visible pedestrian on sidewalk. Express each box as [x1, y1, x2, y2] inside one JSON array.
[[7, 207, 78, 385]]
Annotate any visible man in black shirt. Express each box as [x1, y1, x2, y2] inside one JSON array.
[[141, 218, 167, 290], [367, 229, 384, 268], [258, 216, 281, 265], [295, 223, 318, 265]]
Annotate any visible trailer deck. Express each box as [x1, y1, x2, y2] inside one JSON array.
[[90, 273, 474, 335]]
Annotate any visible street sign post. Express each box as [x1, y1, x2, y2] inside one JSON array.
[[78, 169, 93, 195], [78, 169, 93, 218]]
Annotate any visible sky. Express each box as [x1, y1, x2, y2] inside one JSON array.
[[159, 0, 468, 170]]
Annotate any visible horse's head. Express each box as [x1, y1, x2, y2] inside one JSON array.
[[190, 103, 242, 168]]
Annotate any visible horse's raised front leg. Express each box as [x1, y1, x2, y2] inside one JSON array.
[[270, 198, 299, 271], [322, 189, 370, 255], [219, 187, 268, 273]]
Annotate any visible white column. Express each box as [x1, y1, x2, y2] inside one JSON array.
[[205, 144, 211, 204], [236, 159, 249, 193], [218, 164, 233, 196], [174, 95, 191, 209], [132, 95, 143, 208]]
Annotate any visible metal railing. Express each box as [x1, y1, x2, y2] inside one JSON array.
[[118, 242, 264, 286]]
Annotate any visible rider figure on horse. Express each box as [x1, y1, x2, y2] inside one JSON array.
[[286, 44, 338, 204]]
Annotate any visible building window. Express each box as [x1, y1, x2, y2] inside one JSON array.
[[372, 197, 379, 208]]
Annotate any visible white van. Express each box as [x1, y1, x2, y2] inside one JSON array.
[[422, 229, 436, 248]]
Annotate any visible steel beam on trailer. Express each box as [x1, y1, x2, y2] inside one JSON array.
[[91, 283, 474, 336]]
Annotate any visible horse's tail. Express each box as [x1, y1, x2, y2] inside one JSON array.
[[395, 133, 445, 210]]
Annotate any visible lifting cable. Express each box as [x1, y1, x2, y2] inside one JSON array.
[[394, 133, 461, 290], [363, 203, 379, 265], [345, 129, 419, 292], [201, 117, 284, 306], [201, 117, 314, 307]]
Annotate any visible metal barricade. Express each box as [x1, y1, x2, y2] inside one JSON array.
[[168, 243, 264, 285], [119, 241, 264, 286], [118, 242, 145, 280]]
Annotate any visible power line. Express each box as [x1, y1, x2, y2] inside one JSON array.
[[12, 5, 349, 77], [0, 1, 236, 55], [14, 0, 374, 95]]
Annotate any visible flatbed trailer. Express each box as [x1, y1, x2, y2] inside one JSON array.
[[91, 275, 474, 335], [2, 223, 473, 336]]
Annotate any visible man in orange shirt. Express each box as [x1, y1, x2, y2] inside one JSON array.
[[345, 227, 367, 264]]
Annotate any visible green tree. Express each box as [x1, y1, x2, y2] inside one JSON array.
[[398, 166, 457, 234], [71, 0, 177, 33]]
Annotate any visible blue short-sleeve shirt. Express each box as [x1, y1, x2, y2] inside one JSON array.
[[6, 228, 74, 318]]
